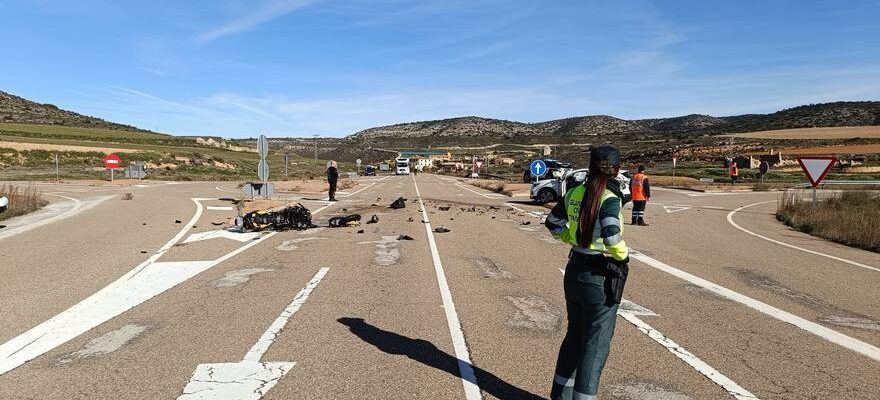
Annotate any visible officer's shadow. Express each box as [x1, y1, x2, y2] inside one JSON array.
[[338, 317, 545, 400]]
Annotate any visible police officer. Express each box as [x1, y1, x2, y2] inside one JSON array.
[[544, 145, 630, 400], [630, 165, 651, 226]]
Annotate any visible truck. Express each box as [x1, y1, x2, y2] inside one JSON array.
[[395, 157, 411, 175], [530, 168, 631, 205], [0, 196, 7, 214]]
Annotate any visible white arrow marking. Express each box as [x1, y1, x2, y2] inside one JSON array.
[[663, 205, 692, 214], [184, 229, 262, 243], [557, 268, 758, 399], [178, 268, 329, 400]]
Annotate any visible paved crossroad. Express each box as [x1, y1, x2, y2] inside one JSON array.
[[0, 176, 878, 399]]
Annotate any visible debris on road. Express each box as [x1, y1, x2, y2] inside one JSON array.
[[390, 197, 407, 209], [397, 235, 414, 241], [434, 226, 450, 233], [367, 214, 379, 224], [357, 229, 365, 234], [329, 214, 362, 228], [521, 221, 532, 225], [174, 220, 182, 224], [438, 205, 451, 211], [408, 217, 414, 222], [237, 203, 317, 232], [211, 221, 224, 226], [121, 193, 133, 200]]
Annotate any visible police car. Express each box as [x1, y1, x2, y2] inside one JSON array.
[[530, 168, 631, 205], [0, 196, 8, 214]]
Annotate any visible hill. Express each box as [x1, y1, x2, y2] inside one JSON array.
[[349, 102, 880, 140], [0, 90, 146, 132]]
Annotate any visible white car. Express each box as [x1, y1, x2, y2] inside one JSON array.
[[0, 196, 8, 214], [530, 168, 631, 204]]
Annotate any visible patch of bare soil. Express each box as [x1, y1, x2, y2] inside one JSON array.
[[0, 140, 141, 153], [734, 126, 880, 139]]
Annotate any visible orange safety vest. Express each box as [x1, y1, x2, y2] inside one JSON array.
[[729, 165, 739, 176], [631, 172, 648, 201]]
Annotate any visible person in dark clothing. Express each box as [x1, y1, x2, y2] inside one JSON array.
[[327, 160, 339, 201]]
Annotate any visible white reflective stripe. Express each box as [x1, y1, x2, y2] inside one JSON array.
[[605, 233, 623, 245], [571, 246, 602, 255], [573, 392, 597, 400], [600, 217, 619, 226], [554, 374, 574, 387], [547, 214, 568, 226]]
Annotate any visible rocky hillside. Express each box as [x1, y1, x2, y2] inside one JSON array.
[[0, 90, 145, 131], [350, 102, 880, 140]]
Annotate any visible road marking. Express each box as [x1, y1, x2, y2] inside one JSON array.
[[343, 176, 391, 198], [556, 270, 759, 399], [177, 267, 329, 400], [455, 182, 505, 199], [663, 205, 692, 214], [0, 194, 111, 241], [505, 203, 548, 220], [412, 175, 483, 400], [727, 201, 879, 273], [206, 206, 234, 211], [184, 229, 262, 243], [0, 199, 334, 376], [629, 251, 880, 362]]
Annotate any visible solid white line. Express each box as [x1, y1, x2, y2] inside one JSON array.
[[0, 194, 110, 241], [555, 269, 757, 399], [206, 206, 234, 211], [243, 268, 330, 362], [455, 182, 497, 198], [412, 175, 483, 400], [727, 201, 879, 273], [629, 250, 880, 362], [505, 203, 547, 219], [342, 176, 390, 197]]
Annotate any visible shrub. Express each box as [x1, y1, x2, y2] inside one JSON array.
[[777, 190, 880, 252], [0, 184, 49, 220]]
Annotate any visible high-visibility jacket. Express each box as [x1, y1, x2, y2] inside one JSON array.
[[544, 181, 629, 261], [631, 173, 651, 201], [729, 165, 738, 177]]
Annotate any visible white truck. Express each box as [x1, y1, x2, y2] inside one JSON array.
[[0, 196, 8, 214], [530, 168, 631, 204], [395, 157, 411, 175]]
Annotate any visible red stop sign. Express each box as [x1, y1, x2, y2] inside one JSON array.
[[103, 154, 122, 169]]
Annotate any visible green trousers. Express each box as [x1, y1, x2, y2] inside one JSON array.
[[551, 253, 619, 400]]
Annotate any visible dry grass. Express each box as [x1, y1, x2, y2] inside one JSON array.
[[777, 190, 880, 252], [470, 179, 512, 196], [0, 184, 49, 220], [735, 126, 880, 139]]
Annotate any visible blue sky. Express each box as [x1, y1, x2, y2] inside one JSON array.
[[1, 0, 879, 138]]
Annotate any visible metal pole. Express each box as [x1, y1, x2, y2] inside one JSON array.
[[110, 168, 114, 182], [55, 154, 59, 181], [313, 135, 319, 176], [812, 186, 817, 208]]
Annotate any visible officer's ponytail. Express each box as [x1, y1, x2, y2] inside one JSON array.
[[576, 145, 621, 247]]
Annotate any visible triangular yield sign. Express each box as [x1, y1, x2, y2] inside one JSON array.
[[797, 156, 837, 188]]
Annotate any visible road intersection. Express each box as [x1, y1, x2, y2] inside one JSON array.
[[0, 175, 877, 399]]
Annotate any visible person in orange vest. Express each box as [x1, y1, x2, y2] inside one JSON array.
[[729, 161, 739, 185], [630, 165, 651, 226]]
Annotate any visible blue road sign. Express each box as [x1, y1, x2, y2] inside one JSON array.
[[530, 160, 547, 178]]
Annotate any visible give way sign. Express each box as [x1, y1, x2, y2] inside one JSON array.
[[797, 156, 837, 188]]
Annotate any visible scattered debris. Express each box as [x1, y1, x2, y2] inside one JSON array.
[[489, 206, 499, 210], [342, 208, 348, 212], [140, 251, 147, 254], [438, 205, 451, 211], [397, 235, 414, 241], [329, 214, 362, 228], [357, 229, 365, 234], [211, 221, 224, 226], [434, 226, 450, 233], [521, 221, 531, 225], [142, 222, 147, 226], [390, 197, 407, 209], [367, 214, 379, 224], [121, 193, 134, 200], [174, 220, 182, 224], [408, 217, 414, 222], [238, 203, 316, 232]]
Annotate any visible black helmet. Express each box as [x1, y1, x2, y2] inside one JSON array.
[[589, 145, 621, 176]]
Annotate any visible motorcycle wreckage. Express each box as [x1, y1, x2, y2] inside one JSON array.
[[236, 203, 316, 232]]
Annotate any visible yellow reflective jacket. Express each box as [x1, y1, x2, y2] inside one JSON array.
[[544, 182, 629, 261]]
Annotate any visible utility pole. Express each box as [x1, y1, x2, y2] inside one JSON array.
[[313, 134, 319, 175], [54, 153, 60, 181]]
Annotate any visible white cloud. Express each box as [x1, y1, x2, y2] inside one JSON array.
[[196, 0, 318, 43]]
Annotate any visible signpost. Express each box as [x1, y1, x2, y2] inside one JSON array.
[[529, 159, 547, 183], [672, 155, 678, 186], [797, 156, 837, 207], [252, 134, 272, 198], [356, 158, 362, 176], [282, 153, 290, 180], [474, 160, 483, 174], [103, 154, 121, 181]]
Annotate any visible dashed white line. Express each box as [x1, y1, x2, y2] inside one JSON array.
[[412, 175, 483, 400], [727, 201, 879, 273]]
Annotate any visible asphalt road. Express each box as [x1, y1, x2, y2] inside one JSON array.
[[0, 176, 877, 399]]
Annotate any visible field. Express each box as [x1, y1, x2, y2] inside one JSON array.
[[777, 190, 880, 252], [756, 144, 880, 155], [734, 126, 880, 139]]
